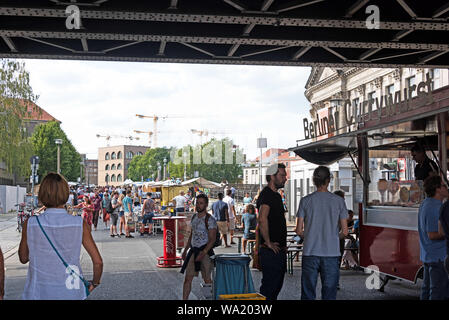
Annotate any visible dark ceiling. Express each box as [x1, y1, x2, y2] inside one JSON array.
[[0, 0, 449, 67]]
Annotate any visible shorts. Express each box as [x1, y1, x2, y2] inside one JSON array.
[[185, 252, 213, 279], [243, 232, 256, 240], [217, 221, 229, 234], [176, 207, 185, 213], [110, 213, 118, 226], [119, 211, 124, 217], [124, 211, 132, 219], [228, 218, 235, 231], [142, 213, 154, 224]]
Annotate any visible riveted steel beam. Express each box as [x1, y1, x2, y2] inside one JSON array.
[[1, 53, 448, 68], [2, 30, 448, 51], [1, 35, 17, 52], [1, 7, 449, 31]]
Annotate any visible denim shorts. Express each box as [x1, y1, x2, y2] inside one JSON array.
[[142, 213, 154, 224], [119, 211, 124, 217]]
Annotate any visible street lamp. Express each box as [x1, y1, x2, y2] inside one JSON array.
[[157, 162, 161, 182], [148, 164, 152, 181], [163, 158, 167, 180], [55, 139, 63, 174]]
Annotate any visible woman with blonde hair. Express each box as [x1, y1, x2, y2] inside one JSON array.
[[19, 172, 103, 300]]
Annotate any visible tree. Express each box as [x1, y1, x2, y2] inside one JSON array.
[[169, 138, 244, 183], [30, 121, 81, 182], [127, 147, 171, 181], [128, 138, 244, 183], [0, 60, 38, 178]]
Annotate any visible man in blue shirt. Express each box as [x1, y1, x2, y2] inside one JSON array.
[[418, 175, 449, 300]]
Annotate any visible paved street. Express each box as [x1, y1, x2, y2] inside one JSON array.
[[1, 216, 421, 300]]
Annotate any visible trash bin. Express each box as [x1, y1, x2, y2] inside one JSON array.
[[212, 254, 256, 300]]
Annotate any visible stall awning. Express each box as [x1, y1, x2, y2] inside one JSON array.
[[289, 132, 358, 165]]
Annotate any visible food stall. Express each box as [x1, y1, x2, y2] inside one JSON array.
[[291, 83, 449, 289]]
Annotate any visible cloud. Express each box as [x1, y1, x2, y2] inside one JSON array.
[[21, 59, 311, 161]]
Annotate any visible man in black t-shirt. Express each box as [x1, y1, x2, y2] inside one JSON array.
[[256, 163, 287, 300], [411, 143, 438, 181]]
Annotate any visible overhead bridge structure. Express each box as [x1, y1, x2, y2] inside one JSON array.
[[0, 0, 448, 68]]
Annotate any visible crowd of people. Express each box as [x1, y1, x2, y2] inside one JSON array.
[[65, 185, 163, 238], [3, 153, 449, 301]]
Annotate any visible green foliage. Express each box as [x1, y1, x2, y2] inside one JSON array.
[[127, 147, 171, 181], [30, 121, 81, 182], [0, 59, 38, 177], [128, 138, 243, 183]]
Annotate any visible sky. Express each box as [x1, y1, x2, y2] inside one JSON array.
[[21, 59, 311, 161]]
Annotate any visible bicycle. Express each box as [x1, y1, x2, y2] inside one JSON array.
[[15, 203, 29, 233]]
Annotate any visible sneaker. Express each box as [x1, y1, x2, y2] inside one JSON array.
[[126, 235, 134, 238], [110, 234, 115, 238], [120, 233, 125, 236]]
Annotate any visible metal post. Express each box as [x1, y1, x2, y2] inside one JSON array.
[[259, 148, 262, 191], [31, 158, 35, 210], [57, 144, 61, 174]]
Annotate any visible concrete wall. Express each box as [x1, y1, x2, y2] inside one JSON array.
[[0, 185, 27, 214]]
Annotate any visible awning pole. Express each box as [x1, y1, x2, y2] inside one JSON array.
[[348, 151, 370, 185]]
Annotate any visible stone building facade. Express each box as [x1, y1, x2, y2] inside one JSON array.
[[98, 145, 149, 186]]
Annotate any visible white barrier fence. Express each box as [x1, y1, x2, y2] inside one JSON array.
[[0, 185, 27, 214]]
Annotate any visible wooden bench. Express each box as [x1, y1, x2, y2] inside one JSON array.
[[246, 239, 256, 255], [232, 234, 243, 253]]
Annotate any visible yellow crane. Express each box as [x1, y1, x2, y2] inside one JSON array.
[[190, 129, 228, 144], [133, 130, 155, 147], [96, 134, 140, 146], [136, 114, 205, 148]]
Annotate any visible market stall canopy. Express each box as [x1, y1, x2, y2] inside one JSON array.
[[181, 177, 221, 188], [121, 179, 134, 185], [1, 0, 449, 68], [289, 132, 358, 165]]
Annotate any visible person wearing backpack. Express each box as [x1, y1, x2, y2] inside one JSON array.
[[180, 194, 218, 300], [211, 192, 230, 247], [109, 192, 121, 237], [102, 192, 111, 230]]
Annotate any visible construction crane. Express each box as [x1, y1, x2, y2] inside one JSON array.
[[133, 130, 155, 147], [191, 129, 228, 144], [136, 114, 205, 148], [96, 134, 140, 146]]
